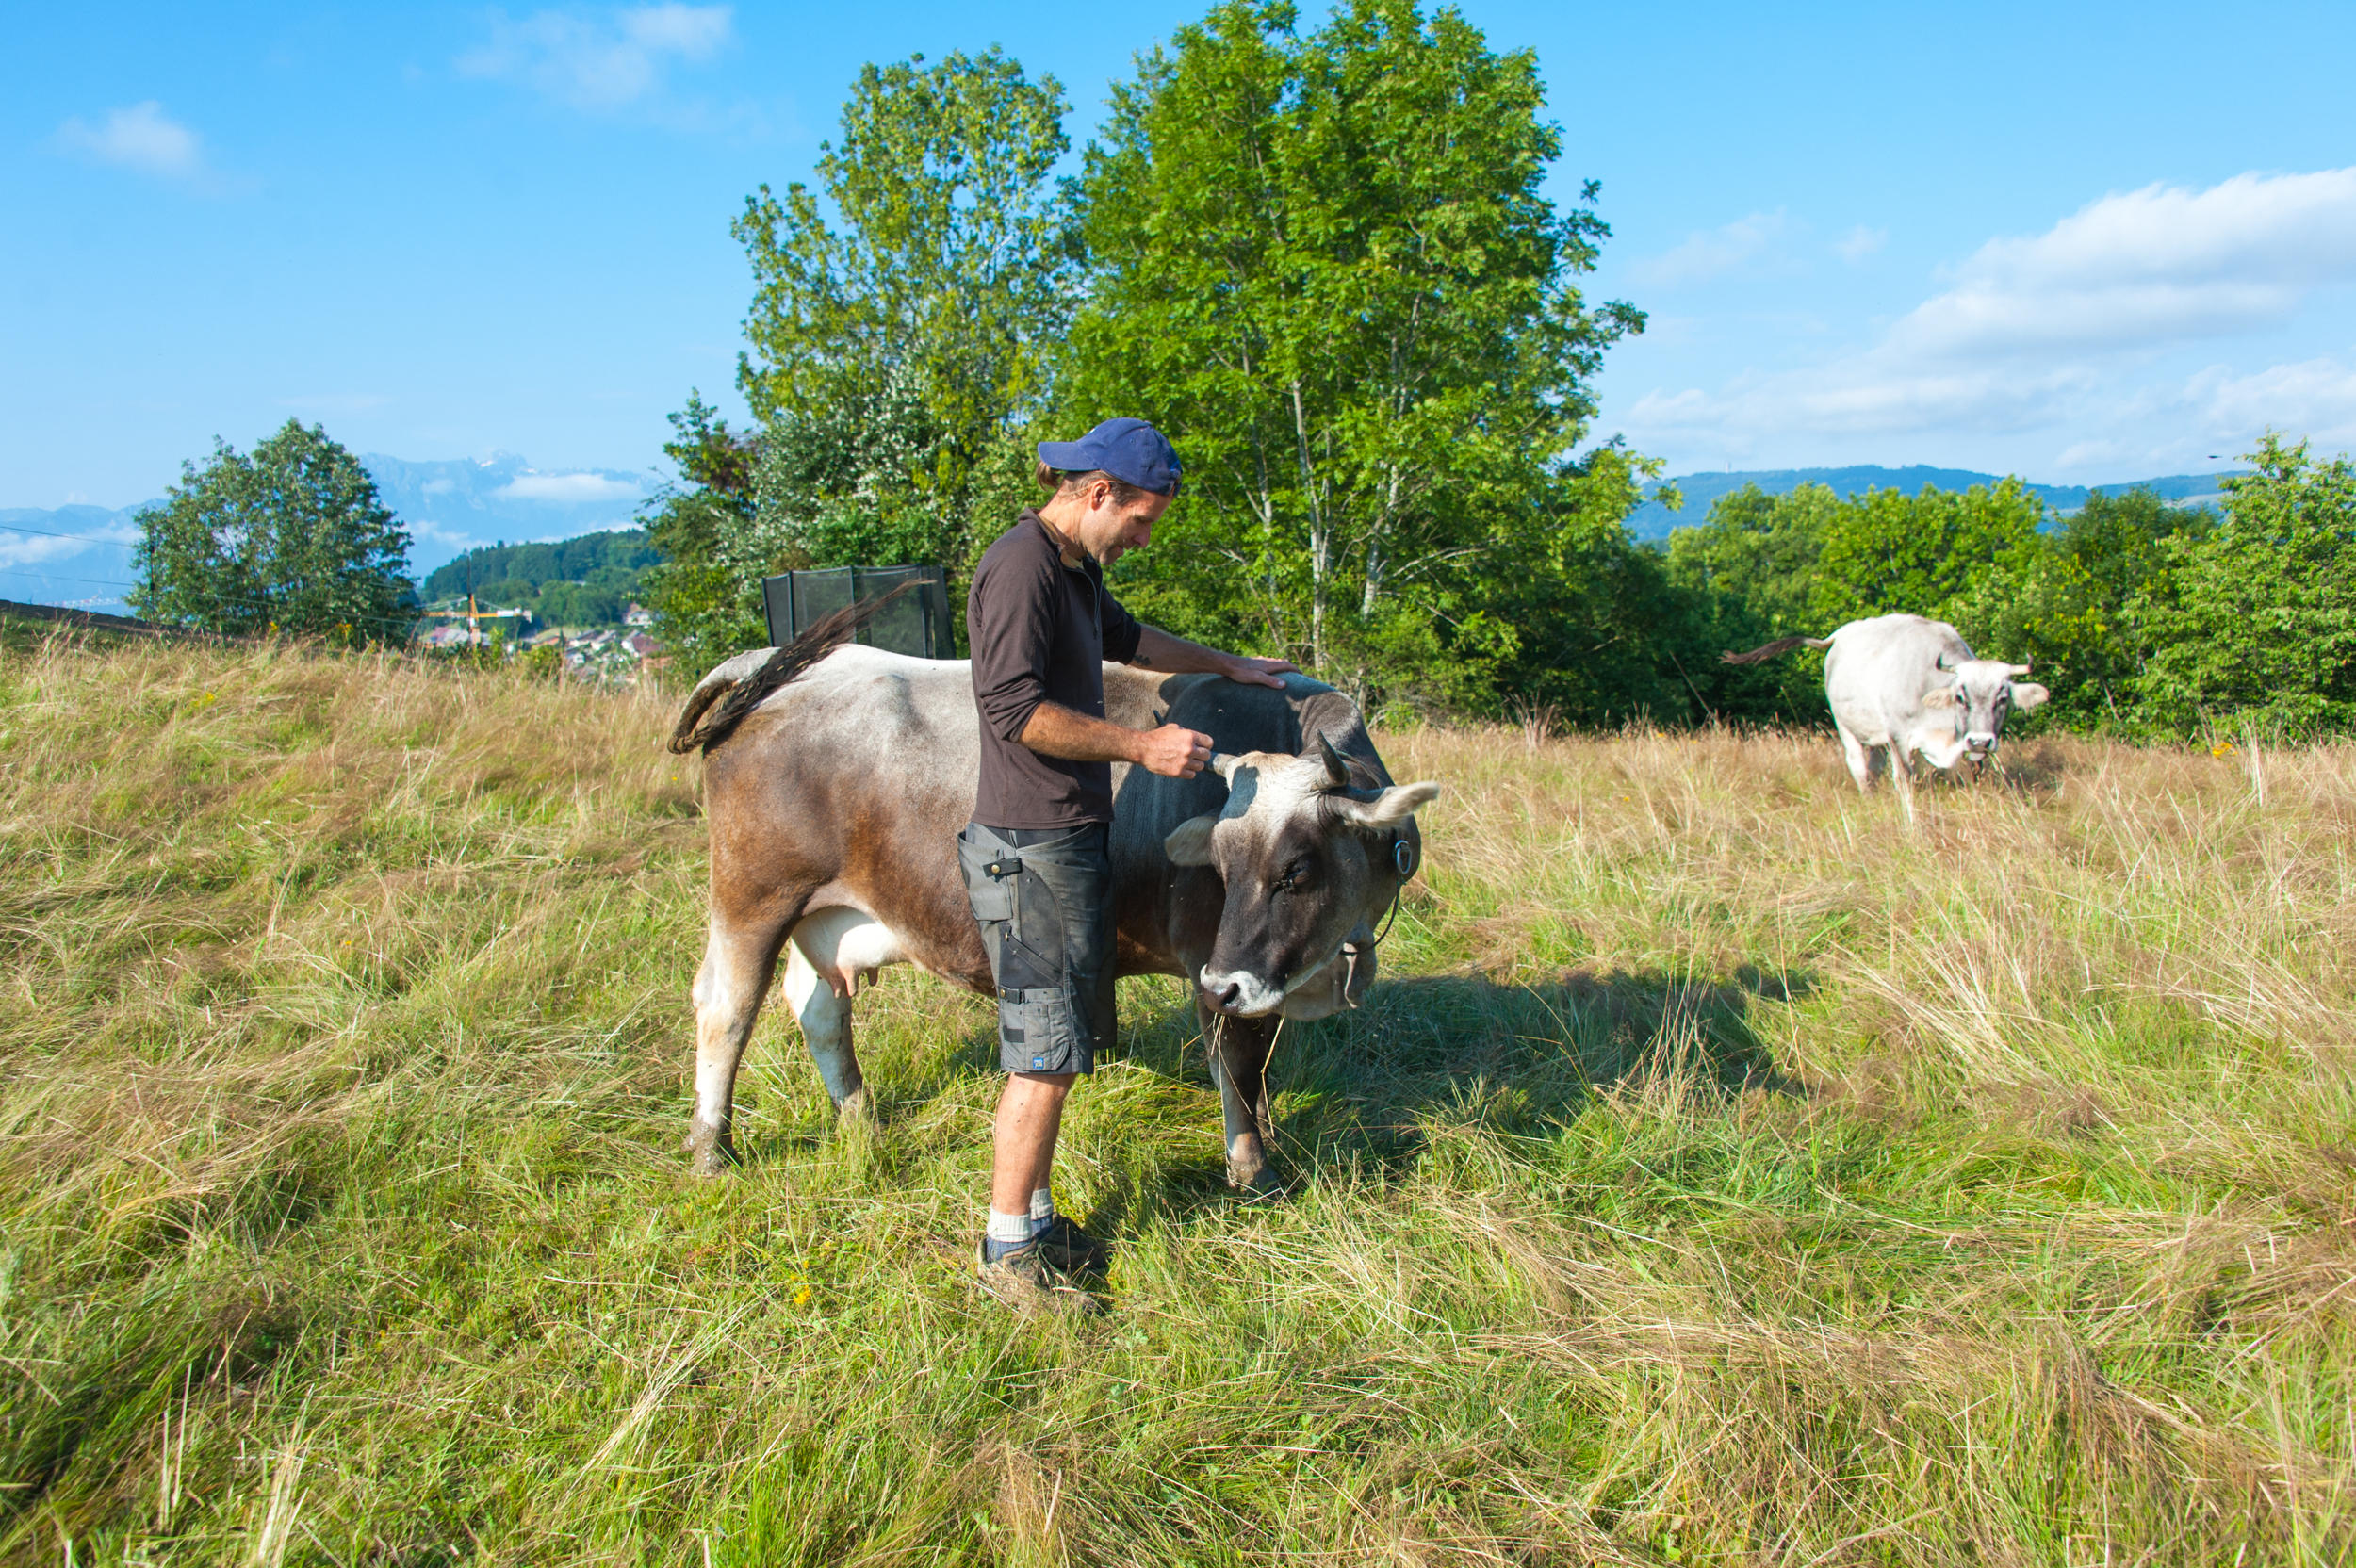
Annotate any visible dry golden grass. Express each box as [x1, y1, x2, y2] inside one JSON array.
[[3, 626, 2352, 1565]]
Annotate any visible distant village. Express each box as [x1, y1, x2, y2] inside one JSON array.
[[419, 599, 665, 681]]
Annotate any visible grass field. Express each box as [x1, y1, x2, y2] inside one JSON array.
[[3, 628, 2352, 1565]]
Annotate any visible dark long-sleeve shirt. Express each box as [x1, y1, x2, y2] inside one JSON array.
[[968, 512, 1144, 828]]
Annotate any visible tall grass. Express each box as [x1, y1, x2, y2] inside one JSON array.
[[3, 629, 2351, 1565]]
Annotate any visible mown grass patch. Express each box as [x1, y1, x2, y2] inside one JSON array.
[[3, 631, 2352, 1564]]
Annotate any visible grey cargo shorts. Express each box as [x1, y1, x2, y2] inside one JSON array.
[[957, 821, 1117, 1077]]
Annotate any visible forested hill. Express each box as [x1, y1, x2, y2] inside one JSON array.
[[1623, 466, 2245, 541], [421, 529, 659, 628]]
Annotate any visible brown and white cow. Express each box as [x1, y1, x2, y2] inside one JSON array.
[[673, 636, 1439, 1190]]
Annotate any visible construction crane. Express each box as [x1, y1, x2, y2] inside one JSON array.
[[422, 594, 527, 645]]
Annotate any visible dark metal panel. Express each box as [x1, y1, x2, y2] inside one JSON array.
[[761, 564, 956, 659]]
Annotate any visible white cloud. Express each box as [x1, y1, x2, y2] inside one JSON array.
[[496, 472, 646, 502], [1629, 211, 1795, 289], [1835, 225, 1886, 264], [459, 4, 734, 111], [1612, 169, 2356, 475], [1894, 168, 2356, 358], [56, 101, 205, 180], [2184, 356, 2356, 449], [0, 521, 137, 571]]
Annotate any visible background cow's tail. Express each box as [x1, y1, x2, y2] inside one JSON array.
[[667, 580, 923, 756], [1720, 633, 1834, 666]]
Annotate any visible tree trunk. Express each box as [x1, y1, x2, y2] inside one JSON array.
[[1291, 381, 1328, 674]]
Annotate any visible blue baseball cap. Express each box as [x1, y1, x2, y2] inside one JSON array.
[[1038, 416, 1181, 496]]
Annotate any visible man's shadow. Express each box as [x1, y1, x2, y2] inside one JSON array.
[[1028, 964, 1812, 1233]]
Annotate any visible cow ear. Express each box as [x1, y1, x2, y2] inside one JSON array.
[[1164, 813, 1219, 866], [2011, 681, 2050, 711], [1922, 686, 1959, 710], [1331, 780, 1439, 830]]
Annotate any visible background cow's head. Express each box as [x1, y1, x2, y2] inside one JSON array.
[[1164, 736, 1440, 1018], [1925, 657, 2050, 759]]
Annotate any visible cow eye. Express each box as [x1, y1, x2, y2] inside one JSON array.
[[1272, 858, 1310, 892]]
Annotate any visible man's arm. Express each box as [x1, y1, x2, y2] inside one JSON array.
[[1020, 701, 1211, 778], [1127, 624, 1298, 689]]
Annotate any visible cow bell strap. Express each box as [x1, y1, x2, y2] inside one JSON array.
[[1338, 839, 1412, 1007]]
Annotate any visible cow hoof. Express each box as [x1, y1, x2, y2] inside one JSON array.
[[834, 1086, 873, 1123], [683, 1122, 736, 1177], [1227, 1163, 1288, 1200]]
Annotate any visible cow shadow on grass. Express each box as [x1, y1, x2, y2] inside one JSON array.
[[1055, 964, 1813, 1230]]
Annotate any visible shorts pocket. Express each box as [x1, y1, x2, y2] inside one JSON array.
[[998, 987, 1087, 1074], [966, 879, 1015, 922]]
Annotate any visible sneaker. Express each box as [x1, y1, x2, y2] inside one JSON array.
[[975, 1237, 1101, 1316], [1031, 1215, 1110, 1275]]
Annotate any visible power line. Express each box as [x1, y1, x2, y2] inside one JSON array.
[[1, 569, 424, 632], [0, 568, 139, 591], [0, 521, 137, 547]]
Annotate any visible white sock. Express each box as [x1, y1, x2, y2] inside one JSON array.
[[1029, 1187, 1055, 1237], [986, 1208, 1033, 1247]]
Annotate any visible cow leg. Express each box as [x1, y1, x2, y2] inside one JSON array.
[[781, 939, 868, 1117], [687, 910, 794, 1176], [1199, 998, 1283, 1193], [1889, 744, 1919, 824], [1838, 725, 1875, 793]]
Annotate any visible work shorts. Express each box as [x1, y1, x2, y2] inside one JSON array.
[[957, 821, 1116, 1077]]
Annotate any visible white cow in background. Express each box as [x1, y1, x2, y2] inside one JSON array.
[[1723, 613, 2050, 821]]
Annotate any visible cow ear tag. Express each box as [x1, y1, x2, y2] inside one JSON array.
[[1392, 839, 1415, 876]]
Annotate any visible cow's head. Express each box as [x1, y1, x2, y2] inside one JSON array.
[[1163, 735, 1440, 1019], [1925, 657, 2050, 759]]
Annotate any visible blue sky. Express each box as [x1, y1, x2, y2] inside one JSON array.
[[6, 0, 2355, 516]]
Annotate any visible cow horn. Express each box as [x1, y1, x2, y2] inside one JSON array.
[[1209, 752, 1242, 780], [2007, 662, 2032, 677], [1317, 732, 1353, 788]]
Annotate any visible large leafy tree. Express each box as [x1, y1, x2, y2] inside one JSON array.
[[733, 47, 1073, 577], [2129, 435, 2356, 738], [638, 392, 763, 678], [1062, 0, 1645, 708], [130, 420, 413, 642]]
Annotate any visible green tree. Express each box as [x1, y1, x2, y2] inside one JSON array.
[[1808, 478, 2046, 626], [733, 48, 1072, 575], [1666, 482, 1840, 721], [130, 420, 413, 642], [2129, 434, 2356, 738], [638, 393, 763, 678], [1062, 0, 1645, 708], [1946, 488, 2213, 729]]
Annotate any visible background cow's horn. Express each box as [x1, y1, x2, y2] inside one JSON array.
[[1316, 732, 1352, 788]]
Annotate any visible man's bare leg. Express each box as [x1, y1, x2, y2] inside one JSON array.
[[992, 1071, 1074, 1217]]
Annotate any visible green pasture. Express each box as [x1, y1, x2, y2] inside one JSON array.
[[3, 632, 2351, 1564]]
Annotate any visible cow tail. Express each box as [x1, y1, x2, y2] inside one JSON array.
[[667, 580, 924, 756], [1719, 634, 1833, 667]]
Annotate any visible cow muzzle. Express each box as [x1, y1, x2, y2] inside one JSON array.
[[1200, 967, 1287, 1017]]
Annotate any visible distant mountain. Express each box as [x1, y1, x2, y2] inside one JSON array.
[[363, 454, 654, 578], [1622, 466, 2245, 541], [0, 453, 657, 613]]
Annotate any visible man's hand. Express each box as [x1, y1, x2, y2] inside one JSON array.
[[1221, 654, 1298, 689], [1134, 723, 1215, 778]]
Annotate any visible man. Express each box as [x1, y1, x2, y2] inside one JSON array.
[[960, 416, 1295, 1303]]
